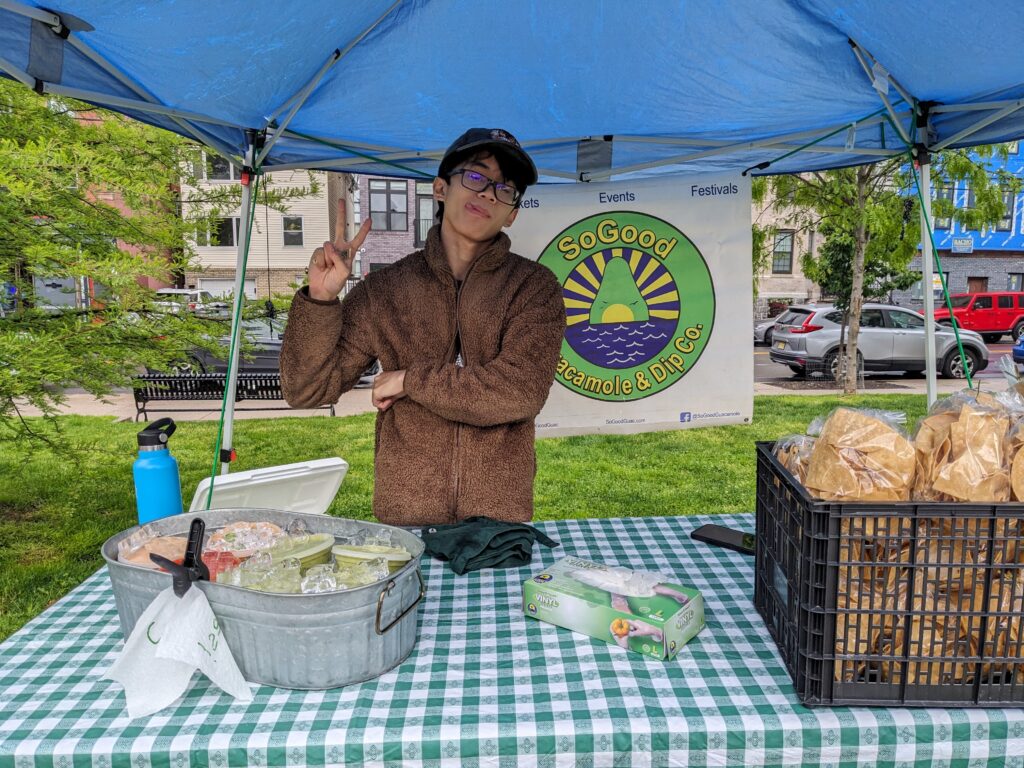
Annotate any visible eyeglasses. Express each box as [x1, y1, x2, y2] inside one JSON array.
[[450, 168, 521, 206]]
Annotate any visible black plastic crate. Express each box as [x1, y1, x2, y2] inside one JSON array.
[[754, 442, 1024, 707]]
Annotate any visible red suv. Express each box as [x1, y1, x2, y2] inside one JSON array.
[[933, 292, 1024, 343]]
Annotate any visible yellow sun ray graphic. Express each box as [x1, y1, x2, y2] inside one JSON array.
[[563, 278, 597, 299], [640, 272, 673, 296], [628, 249, 641, 273], [563, 298, 592, 310], [646, 290, 679, 305], [634, 259, 659, 291], [575, 263, 601, 291]]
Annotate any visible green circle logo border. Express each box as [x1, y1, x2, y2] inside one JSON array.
[[539, 210, 716, 402]]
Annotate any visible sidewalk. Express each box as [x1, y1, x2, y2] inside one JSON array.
[[17, 376, 991, 423], [16, 387, 377, 422], [753, 378, 979, 396]]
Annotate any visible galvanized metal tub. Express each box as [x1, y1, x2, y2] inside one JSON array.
[[101, 508, 425, 690]]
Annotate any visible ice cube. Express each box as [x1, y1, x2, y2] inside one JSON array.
[[260, 557, 302, 593], [216, 566, 242, 586], [301, 564, 338, 594], [238, 550, 273, 588], [286, 518, 311, 546], [351, 557, 390, 586], [364, 529, 393, 548]]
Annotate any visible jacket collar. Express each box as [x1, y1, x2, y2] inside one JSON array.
[[424, 224, 511, 283]]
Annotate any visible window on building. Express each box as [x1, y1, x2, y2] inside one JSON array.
[[368, 262, 390, 273], [205, 154, 241, 181], [771, 231, 794, 274], [283, 216, 304, 246], [997, 189, 1015, 232], [933, 184, 954, 229], [415, 182, 436, 247], [1009, 274, 1024, 292], [197, 217, 239, 247], [369, 180, 408, 231], [1007, 141, 1020, 155], [909, 272, 950, 300]]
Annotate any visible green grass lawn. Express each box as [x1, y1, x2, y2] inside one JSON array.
[[0, 394, 930, 641]]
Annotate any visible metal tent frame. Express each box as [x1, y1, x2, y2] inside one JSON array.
[[3, 0, 1024, 472]]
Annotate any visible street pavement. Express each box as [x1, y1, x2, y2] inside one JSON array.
[[754, 339, 1017, 396]]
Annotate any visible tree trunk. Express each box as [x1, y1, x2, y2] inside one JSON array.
[[844, 166, 871, 395]]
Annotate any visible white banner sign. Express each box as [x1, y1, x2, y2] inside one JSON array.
[[509, 173, 753, 437]]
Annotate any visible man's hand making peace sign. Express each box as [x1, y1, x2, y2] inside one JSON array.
[[307, 199, 372, 302]]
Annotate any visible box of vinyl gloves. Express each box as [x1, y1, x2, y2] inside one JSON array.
[[523, 557, 704, 659]]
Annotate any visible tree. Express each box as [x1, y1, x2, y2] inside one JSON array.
[[754, 146, 1019, 394], [0, 81, 314, 445]]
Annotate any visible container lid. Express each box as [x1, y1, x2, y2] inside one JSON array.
[[188, 458, 348, 516], [269, 533, 334, 565], [332, 544, 412, 563], [137, 417, 176, 448]]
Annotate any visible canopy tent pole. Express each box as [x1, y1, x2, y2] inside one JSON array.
[[918, 153, 938, 406], [932, 101, 1024, 151], [256, 49, 342, 166], [848, 41, 913, 146], [219, 135, 258, 475]]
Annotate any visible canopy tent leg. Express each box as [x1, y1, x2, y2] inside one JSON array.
[[219, 137, 258, 474], [918, 155, 938, 406]]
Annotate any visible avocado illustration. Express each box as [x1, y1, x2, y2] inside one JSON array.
[[589, 256, 650, 325]]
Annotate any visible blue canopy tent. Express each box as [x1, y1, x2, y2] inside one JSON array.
[[2, 0, 1024, 471]]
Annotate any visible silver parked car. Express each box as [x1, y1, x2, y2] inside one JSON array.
[[753, 314, 782, 346], [768, 303, 989, 379]]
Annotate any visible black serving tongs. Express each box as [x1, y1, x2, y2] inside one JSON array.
[[150, 518, 210, 596]]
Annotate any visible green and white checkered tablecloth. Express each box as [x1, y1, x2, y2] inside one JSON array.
[[1, 514, 1023, 768]]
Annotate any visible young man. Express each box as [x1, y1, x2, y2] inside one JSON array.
[[280, 128, 566, 526]]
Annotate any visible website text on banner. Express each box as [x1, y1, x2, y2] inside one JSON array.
[[509, 174, 753, 437]]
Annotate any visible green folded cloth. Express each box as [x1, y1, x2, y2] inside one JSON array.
[[420, 516, 559, 575]]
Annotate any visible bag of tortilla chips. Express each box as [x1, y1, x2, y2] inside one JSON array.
[[804, 408, 916, 502], [773, 435, 816, 485]]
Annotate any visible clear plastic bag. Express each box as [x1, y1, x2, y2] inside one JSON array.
[[803, 407, 916, 501], [773, 434, 816, 485], [912, 400, 1011, 502]]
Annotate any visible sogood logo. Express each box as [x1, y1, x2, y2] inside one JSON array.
[[540, 212, 714, 401]]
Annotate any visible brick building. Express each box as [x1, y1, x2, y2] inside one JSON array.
[[893, 141, 1024, 309], [350, 175, 437, 274]]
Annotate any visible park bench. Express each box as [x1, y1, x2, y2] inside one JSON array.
[[131, 372, 335, 422]]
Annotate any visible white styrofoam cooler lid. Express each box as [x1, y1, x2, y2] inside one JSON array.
[[188, 458, 348, 516]]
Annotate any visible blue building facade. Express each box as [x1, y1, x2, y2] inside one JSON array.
[[895, 141, 1024, 308]]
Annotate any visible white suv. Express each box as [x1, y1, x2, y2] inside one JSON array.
[[153, 288, 229, 318], [768, 303, 989, 379]]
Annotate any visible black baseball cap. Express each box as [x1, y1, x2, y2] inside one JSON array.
[[437, 128, 538, 189]]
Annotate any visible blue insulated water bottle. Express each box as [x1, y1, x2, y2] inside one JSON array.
[[133, 417, 184, 524]]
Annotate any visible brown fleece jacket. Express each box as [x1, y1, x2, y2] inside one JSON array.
[[280, 225, 566, 526]]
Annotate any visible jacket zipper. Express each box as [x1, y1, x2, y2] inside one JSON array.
[[449, 260, 479, 521], [450, 277, 463, 521]]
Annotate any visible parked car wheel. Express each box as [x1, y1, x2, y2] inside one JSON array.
[[787, 365, 804, 376], [825, 349, 863, 381], [1013, 321, 1024, 342], [982, 333, 1003, 343], [764, 328, 774, 346], [942, 347, 980, 379]]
